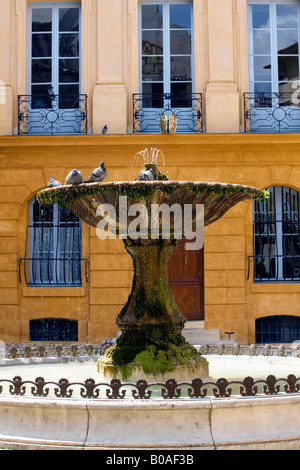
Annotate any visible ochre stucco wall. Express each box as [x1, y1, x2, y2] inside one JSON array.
[[0, 133, 299, 344], [0, 0, 299, 345]]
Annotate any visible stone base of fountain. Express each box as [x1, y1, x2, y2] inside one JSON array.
[[97, 359, 210, 383]]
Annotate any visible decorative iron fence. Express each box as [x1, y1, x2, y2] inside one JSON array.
[[133, 92, 203, 134], [18, 94, 88, 135], [1, 342, 300, 400], [0, 374, 300, 400], [244, 92, 300, 133]]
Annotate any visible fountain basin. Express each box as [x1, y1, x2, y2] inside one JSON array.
[[0, 354, 300, 450], [1, 394, 300, 450]]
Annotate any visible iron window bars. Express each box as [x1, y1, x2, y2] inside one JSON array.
[[133, 92, 203, 133], [19, 198, 87, 286], [252, 186, 300, 282], [244, 92, 300, 133], [18, 93, 87, 135], [256, 315, 300, 344], [29, 318, 78, 342]]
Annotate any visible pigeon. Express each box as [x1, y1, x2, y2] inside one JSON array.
[[135, 168, 155, 181], [102, 125, 108, 134], [84, 162, 107, 183], [48, 87, 55, 99], [65, 169, 83, 185], [48, 176, 62, 188]]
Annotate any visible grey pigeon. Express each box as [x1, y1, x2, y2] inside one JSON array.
[[48, 86, 55, 98], [65, 169, 83, 185], [135, 168, 154, 181], [102, 125, 108, 134], [48, 176, 62, 188], [84, 162, 107, 183]]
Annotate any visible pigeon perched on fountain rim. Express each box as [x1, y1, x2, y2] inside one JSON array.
[[135, 168, 155, 181], [65, 169, 83, 185], [48, 176, 62, 188], [84, 162, 107, 183]]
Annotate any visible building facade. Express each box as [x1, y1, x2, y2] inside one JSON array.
[[0, 0, 299, 345]]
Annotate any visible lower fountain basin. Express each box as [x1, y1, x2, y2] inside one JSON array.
[[0, 354, 300, 450]]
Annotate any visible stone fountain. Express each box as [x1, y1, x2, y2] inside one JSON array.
[[37, 162, 265, 382]]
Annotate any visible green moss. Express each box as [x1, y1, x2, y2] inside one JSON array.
[[37, 180, 265, 210], [98, 340, 207, 380], [133, 281, 171, 321], [98, 322, 207, 380]]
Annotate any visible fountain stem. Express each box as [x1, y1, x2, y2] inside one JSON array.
[[118, 238, 184, 328]]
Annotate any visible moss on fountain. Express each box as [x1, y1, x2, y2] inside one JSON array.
[[97, 322, 207, 381], [37, 180, 267, 209]]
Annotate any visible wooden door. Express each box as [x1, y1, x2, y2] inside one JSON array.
[[168, 237, 204, 320]]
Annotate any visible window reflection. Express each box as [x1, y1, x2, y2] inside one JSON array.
[[277, 30, 298, 54], [142, 5, 163, 29], [59, 8, 79, 32], [253, 30, 271, 54], [251, 4, 270, 29], [276, 4, 298, 28], [32, 8, 52, 32], [59, 33, 80, 57], [32, 34, 52, 58], [170, 5, 191, 29]]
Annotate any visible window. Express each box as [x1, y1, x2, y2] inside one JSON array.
[[248, 1, 300, 94], [27, 197, 83, 286], [253, 186, 300, 281], [134, 1, 202, 133], [24, 2, 85, 134], [30, 318, 78, 341], [141, 1, 193, 106], [256, 315, 300, 343], [246, 1, 300, 132]]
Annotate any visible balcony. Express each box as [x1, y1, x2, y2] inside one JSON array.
[[18, 93, 87, 136], [244, 92, 300, 133], [133, 92, 203, 134]]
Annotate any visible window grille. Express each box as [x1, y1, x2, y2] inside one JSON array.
[[256, 315, 300, 343], [20, 197, 87, 286], [29, 318, 78, 342], [253, 186, 300, 282]]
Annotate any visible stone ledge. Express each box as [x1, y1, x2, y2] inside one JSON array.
[[0, 394, 300, 450]]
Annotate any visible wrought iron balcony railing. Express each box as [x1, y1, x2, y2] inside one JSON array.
[[133, 92, 203, 134], [244, 92, 300, 133], [18, 94, 87, 135]]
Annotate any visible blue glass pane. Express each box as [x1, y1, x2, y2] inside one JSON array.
[[170, 5, 191, 29], [251, 5, 270, 29]]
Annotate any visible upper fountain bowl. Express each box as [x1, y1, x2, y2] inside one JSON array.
[[37, 179, 265, 236]]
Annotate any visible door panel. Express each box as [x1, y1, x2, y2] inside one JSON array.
[[168, 238, 204, 320]]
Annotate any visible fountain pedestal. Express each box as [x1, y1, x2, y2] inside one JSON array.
[[98, 237, 209, 381]]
